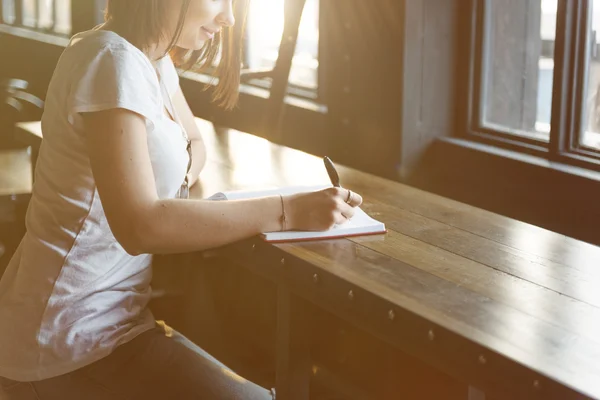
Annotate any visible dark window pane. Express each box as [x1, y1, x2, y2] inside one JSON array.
[[582, 0, 600, 151], [481, 0, 557, 141]]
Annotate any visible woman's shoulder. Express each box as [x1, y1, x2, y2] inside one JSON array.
[[49, 29, 163, 125], [68, 29, 136, 53], [63, 29, 154, 75]]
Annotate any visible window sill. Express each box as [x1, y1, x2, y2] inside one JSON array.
[[0, 24, 69, 47], [412, 136, 600, 245], [438, 136, 600, 183], [179, 70, 327, 115], [409, 137, 600, 245]]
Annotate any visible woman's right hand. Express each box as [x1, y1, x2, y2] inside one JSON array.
[[284, 187, 363, 231]]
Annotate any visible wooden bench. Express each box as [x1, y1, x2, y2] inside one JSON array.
[[16, 120, 600, 400]]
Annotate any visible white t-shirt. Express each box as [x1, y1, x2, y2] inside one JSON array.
[[0, 29, 190, 381]]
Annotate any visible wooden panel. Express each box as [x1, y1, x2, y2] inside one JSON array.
[[275, 287, 311, 400], [321, 0, 403, 178], [0, 27, 66, 103], [70, 0, 103, 35], [400, 0, 461, 177], [421, 0, 459, 132], [309, 309, 465, 400]]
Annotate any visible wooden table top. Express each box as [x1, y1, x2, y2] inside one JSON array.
[[16, 119, 600, 399], [0, 148, 31, 196]]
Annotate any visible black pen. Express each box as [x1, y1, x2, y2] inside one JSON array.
[[323, 156, 341, 187]]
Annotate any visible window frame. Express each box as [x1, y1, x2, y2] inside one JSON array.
[[462, 0, 600, 171], [566, 0, 600, 158]]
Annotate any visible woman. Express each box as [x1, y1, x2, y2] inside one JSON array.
[[0, 0, 362, 398]]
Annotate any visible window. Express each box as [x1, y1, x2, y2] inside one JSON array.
[[480, 0, 557, 141], [0, 0, 320, 106], [1, 0, 71, 35], [468, 0, 600, 169], [244, 0, 319, 97], [1, 0, 321, 101]]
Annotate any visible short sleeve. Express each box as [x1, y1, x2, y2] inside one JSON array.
[[67, 44, 161, 129], [157, 55, 180, 96]]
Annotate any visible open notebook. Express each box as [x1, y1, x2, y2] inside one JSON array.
[[207, 185, 386, 243]]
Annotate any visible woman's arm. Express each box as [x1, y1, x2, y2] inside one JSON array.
[[81, 108, 361, 256], [171, 87, 206, 186]]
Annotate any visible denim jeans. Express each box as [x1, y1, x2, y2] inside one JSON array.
[[0, 323, 275, 399]]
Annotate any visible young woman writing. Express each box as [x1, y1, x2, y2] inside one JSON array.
[[0, 0, 362, 398]]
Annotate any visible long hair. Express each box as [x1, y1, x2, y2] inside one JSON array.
[[104, 0, 247, 109]]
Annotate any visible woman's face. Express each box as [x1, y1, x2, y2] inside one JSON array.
[[168, 0, 236, 50]]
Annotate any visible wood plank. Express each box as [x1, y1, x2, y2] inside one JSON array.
[[348, 230, 600, 346], [353, 200, 600, 308], [338, 169, 600, 271], [276, 286, 311, 400]]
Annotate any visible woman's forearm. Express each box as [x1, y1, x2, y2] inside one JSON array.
[[130, 195, 284, 255]]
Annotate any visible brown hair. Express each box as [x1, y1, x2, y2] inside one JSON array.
[[105, 0, 247, 109]]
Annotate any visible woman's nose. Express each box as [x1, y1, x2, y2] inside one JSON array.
[[217, 3, 235, 27]]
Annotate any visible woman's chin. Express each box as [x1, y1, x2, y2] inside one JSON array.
[[178, 38, 207, 51]]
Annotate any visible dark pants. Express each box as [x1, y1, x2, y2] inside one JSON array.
[[0, 323, 275, 399]]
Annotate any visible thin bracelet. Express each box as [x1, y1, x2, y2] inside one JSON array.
[[279, 194, 287, 231]]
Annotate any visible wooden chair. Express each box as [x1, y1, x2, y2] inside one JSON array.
[[0, 79, 43, 275]]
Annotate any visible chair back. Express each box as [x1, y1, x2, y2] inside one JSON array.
[[0, 79, 44, 149]]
